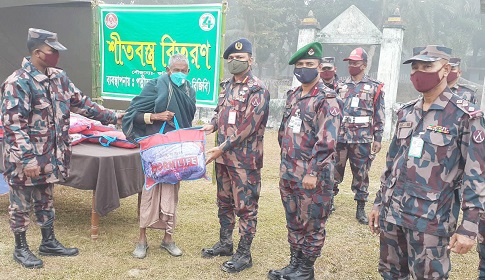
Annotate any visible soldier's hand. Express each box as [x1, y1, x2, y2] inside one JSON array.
[[371, 141, 382, 154], [151, 111, 175, 121], [206, 146, 222, 165], [202, 124, 215, 135], [368, 209, 380, 235], [448, 233, 475, 254], [116, 112, 125, 125], [302, 175, 317, 189], [24, 166, 41, 178]]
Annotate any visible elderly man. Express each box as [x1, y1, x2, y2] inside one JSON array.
[[369, 45, 485, 279], [123, 54, 197, 259], [201, 38, 270, 273], [1, 28, 123, 269], [268, 42, 342, 280]]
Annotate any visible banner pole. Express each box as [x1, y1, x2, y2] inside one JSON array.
[[212, 0, 228, 185], [91, 0, 102, 103]]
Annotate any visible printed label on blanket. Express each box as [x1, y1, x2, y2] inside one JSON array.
[[141, 140, 206, 189]]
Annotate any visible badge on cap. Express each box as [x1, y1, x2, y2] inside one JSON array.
[[330, 107, 340, 117], [473, 130, 485, 143], [308, 48, 315, 55], [235, 42, 243, 50]]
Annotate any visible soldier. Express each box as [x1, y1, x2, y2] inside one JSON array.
[[369, 45, 485, 279], [320, 56, 338, 90], [267, 42, 342, 280], [201, 38, 270, 273], [333, 47, 385, 223], [1, 28, 123, 269], [447, 57, 478, 104]]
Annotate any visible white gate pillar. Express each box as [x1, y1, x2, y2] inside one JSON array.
[[377, 10, 404, 141], [292, 11, 320, 88]]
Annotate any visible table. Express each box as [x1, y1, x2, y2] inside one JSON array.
[[1, 142, 144, 240]]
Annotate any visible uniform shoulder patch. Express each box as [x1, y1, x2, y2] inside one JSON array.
[[457, 83, 478, 93], [247, 77, 263, 92], [219, 78, 230, 87], [451, 96, 483, 119], [398, 98, 419, 112]]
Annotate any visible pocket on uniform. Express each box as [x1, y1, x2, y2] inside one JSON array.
[[33, 97, 51, 110], [401, 182, 440, 220], [284, 194, 298, 214], [302, 111, 316, 134], [309, 189, 330, 219], [424, 246, 449, 279], [420, 131, 455, 162]]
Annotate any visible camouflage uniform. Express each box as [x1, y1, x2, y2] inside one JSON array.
[[278, 82, 342, 258], [374, 89, 485, 279], [1, 57, 117, 232], [334, 75, 385, 201], [450, 83, 477, 105], [210, 70, 270, 239]]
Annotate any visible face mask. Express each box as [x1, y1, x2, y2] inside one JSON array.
[[320, 70, 335, 80], [39, 50, 59, 67], [294, 67, 319, 84], [170, 71, 187, 87], [446, 71, 458, 83], [348, 65, 363, 76], [410, 66, 446, 93], [227, 59, 249, 74]]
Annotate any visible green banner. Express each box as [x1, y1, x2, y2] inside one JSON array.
[[98, 4, 223, 107]]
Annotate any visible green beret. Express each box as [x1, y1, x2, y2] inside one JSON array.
[[288, 42, 322, 65]]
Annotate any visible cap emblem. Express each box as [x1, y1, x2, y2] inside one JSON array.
[[235, 42, 243, 50], [308, 48, 315, 55]]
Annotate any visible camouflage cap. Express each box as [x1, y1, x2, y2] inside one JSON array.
[[322, 57, 335, 67], [343, 47, 367, 62], [288, 42, 323, 65], [449, 57, 461, 67], [27, 28, 67, 51], [403, 45, 451, 64]]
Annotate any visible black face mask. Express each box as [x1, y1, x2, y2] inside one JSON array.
[[293, 67, 319, 84]]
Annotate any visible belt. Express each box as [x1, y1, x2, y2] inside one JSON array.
[[342, 116, 371, 124]]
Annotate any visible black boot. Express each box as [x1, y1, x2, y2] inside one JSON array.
[[356, 201, 368, 225], [267, 248, 302, 279], [13, 231, 43, 269], [478, 244, 485, 279], [221, 235, 253, 273], [38, 226, 79, 256], [282, 254, 316, 280], [201, 228, 233, 258]]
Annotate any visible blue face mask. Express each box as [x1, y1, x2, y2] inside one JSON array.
[[170, 72, 187, 87]]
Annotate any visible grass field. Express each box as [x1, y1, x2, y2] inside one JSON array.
[[0, 130, 479, 279]]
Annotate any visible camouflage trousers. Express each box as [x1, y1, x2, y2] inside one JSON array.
[[9, 183, 55, 233], [279, 178, 332, 258], [334, 142, 375, 201], [215, 163, 261, 238], [477, 216, 485, 279], [379, 221, 451, 280]]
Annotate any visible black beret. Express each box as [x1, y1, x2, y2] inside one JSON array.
[[223, 38, 252, 59]]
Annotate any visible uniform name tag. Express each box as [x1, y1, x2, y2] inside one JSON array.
[[398, 122, 412, 128], [351, 97, 359, 108], [228, 111, 237, 125], [289, 116, 302, 134], [408, 136, 424, 158]]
